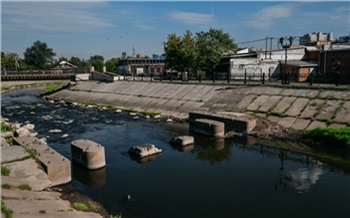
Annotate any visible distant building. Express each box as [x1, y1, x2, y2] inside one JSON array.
[[299, 32, 333, 47], [52, 61, 77, 74], [117, 58, 165, 76], [339, 32, 350, 43]]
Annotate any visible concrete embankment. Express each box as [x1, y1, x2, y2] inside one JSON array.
[[50, 80, 350, 130]]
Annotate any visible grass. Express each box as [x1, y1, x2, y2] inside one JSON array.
[[1, 199, 13, 218], [106, 105, 118, 110], [1, 122, 14, 132], [5, 137, 13, 144], [110, 215, 123, 218], [1, 166, 11, 176], [303, 127, 350, 148], [40, 82, 64, 95], [2, 184, 12, 189], [72, 202, 89, 211], [18, 184, 32, 191], [1, 87, 10, 91], [39, 210, 46, 214], [141, 111, 161, 116]]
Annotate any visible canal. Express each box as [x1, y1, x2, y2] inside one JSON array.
[[2, 89, 350, 218]]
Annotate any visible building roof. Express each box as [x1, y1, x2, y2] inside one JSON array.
[[285, 60, 318, 67]]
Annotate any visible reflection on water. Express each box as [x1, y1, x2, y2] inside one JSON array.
[[288, 167, 324, 193], [129, 153, 162, 164], [2, 89, 350, 218], [73, 164, 106, 188]]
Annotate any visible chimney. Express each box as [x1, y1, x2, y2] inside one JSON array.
[[90, 66, 95, 73], [103, 66, 106, 73]]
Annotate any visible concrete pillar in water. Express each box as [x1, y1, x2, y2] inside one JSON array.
[[194, 118, 225, 138], [71, 139, 106, 170]]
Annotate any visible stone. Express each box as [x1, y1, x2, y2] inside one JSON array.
[[71, 139, 106, 170], [115, 109, 122, 113], [153, 115, 161, 119], [129, 143, 162, 158], [145, 115, 151, 119], [61, 134, 69, 138], [166, 118, 173, 123], [25, 124, 35, 131], [15, 127, 30, 137], [49, 129, 62, 133], [1, 137, 10, 147], [169, 136, 194, 147], [1, 131, 13, 138]]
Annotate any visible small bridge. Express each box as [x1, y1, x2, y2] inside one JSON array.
[[1, 70, 75, 81]]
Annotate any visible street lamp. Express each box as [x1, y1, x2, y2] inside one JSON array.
[[279, 36, 294, 84]]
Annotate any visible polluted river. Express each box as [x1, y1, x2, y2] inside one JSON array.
[[1, 88, 350, 218]]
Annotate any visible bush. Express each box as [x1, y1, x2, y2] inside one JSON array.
[[303, 127, 350, 148]]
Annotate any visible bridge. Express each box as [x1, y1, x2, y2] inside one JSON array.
[[1, 69, 76, 81]]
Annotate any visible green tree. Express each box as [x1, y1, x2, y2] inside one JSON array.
[[163, 30, 196, 74], [23, 40, 56, 69], [195, 28, 236, 77], [105, 57, 120, 72], [1, 52, 20, 71], [69, 56, 89, 73], [89, 55, 104, 72]]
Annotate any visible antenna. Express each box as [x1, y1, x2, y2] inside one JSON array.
[[132, 46, 135, 58]]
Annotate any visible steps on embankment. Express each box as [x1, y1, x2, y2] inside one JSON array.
[[50, 81, 350, 130]]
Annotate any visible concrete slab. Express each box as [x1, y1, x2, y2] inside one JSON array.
[[258, 96, 282, 112], [291, 119, 311, 130], [247, 95, 270, 111], [316, 100, 342, 120], [277, 117, 296, 128], [306, 121, 328, 130], [280, 88, 320, 98], [272, 96, 296, 114], [284, 98, 310, 117], [234, 94, 256, 111], [2, 158, 52, 191], [13, 211, 102, 218], [334, 101, 350, 124], [1, 189, 61, 200], [319, 90, 350, 100], [267, 115, 281, 124], [300, 99, 325, 119], [328, 123, 347, 128], [1, 146, 30, 163]]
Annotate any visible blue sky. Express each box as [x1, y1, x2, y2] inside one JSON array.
[[1, 1, 349, 61]]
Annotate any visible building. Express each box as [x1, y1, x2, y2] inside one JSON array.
[[280, 60, 318, 82], [117, 58, 165, 77], [52, 61, 77, 74], [299, 32, 333, 48], [339, 32, 350, 43]]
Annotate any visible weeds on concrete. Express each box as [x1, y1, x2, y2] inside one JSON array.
[[1, 122, 14, 132], [40, 82, 64, 95], [5, 137, 12, 144], [334, 100, 346, 118], [39, 210, 47, 214], [313, 101, 327, 118], [303, 127, 350, 148], [110, 214, 123, 218], [2, 184, 12, 189], [18, 184, 32, 191], [72, 202, 89, 211], [1, 166, 11, 176], [1, 199, 13, 218]]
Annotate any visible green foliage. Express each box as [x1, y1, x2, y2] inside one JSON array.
[[24, 40, 56, 69], [105, 57, 120, 72], [40, 82, 63, 95], [1, 52, 22, 71], [195, 27, 237, 76], [72, 202, 89, 211], [18, 184, 32, 191], [39, 210, 47, 214], [106, 105, 117, 110], [110, 215, 123, 218], [1, 122, 13, 132], [142, 111, 161, 116], [1, 199, 13, 218], [89, 55, 104, 72], [303, 127, 350, 148], [2, 184, 12, 189], [5, 137, 13, 144], [1, 166, 11, 176]]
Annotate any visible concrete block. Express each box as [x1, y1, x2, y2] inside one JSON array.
[[13, 136, 71, 186], [129, 143, 162, 158], [71, 139, 106, 170], [194, 118, 225, 137], [169, 136, 194, 147]]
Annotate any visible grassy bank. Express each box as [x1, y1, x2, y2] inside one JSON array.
[[303, 127, 350, 148]]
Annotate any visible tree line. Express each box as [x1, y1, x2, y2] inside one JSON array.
[[1, 40, 121, 73], [2, 27, 237, 77]]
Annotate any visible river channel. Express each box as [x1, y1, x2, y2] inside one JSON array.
[[2, 89, 350, 218]]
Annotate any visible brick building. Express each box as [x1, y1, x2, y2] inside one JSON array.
[[117, 58, 165, 76]]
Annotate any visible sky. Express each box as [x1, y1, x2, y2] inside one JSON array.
[[1, 0, 349, 61]]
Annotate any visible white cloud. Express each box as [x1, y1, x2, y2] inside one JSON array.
[[133, 24, 156, 30], [169, 11, 216, 25], [2, 2, 114, 32], [246, 4, 296, 30]]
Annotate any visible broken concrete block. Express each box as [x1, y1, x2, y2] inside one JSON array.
[[128, 144, 162, 158], [170, 136, 194, 147]]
